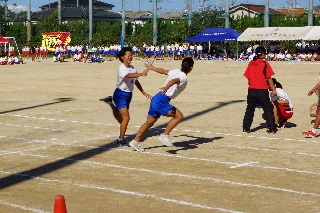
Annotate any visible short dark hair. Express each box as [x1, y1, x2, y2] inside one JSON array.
[[255, 46, 266, 56], [118, 47, 132, 63], [181, 57, 194, 73]]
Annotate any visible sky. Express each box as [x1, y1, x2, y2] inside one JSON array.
[[4, 0, 312, 14]]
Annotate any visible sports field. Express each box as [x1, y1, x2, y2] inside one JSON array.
[[0, 58, 319, 212]]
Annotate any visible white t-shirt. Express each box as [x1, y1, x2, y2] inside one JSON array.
[[270, 88, 293, 109], [164, 69, 188, 99], [248, 53, 255, 61], [117, 63, 138, 92]]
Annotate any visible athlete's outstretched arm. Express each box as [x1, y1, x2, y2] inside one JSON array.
[[144, 63, 169, 75]]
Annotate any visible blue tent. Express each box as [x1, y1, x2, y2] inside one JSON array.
[[185, 28, 240, 42]]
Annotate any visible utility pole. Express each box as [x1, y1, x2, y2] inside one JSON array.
[[291, 0, 294, 17], [4, 0, 8, 18], [231, 0, 236, 7], [153, 0, 157, 45], [308, 0, 313, 26], [225, 0, 229, 28], [122, 0, 125, 43], [264, 0, 269, 27], [27, 0, 31, 43], [187, 0, 192, 26], [0, 0, 8, 35], [58, 0, 61, 25], [89, 0, 92, 42]]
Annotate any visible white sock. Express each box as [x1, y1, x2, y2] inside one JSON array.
[[312, 128, 316, 134]]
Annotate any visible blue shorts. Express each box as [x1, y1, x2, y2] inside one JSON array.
[[148, 92, 173, 118], [113, 88, 132, 110]]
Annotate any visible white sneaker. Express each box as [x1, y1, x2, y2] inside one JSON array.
[[159, 134, 173, 146], [129, 140, 144, 152]]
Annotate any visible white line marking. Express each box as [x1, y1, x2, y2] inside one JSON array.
[[1, 133, 320, 176], [0, 200, 49, 213], [5, 113, 320, 145], [230, 161, 259, 168], [0, 171, 243, 213]]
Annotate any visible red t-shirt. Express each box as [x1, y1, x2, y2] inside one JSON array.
[[243, 59, 274, 89]]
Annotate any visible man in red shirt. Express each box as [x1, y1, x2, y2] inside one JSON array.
[[243, 46, 277, 134]]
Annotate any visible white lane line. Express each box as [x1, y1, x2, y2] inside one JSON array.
[[0, 123, 104, 136], [0, 200, 49, 213], [0, 171, 243, 213], [1, 152, 320, 198], [3, 115, 320, 144], [1, 135, 320, 176], [4, 114, 320, 144], [230, 161, 259, 169], [213, 144, 320, 157]]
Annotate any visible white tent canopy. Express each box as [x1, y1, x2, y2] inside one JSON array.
[[238, 26, 320, 41]]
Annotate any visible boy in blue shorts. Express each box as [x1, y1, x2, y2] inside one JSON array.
[[129, 57, 194, 152]]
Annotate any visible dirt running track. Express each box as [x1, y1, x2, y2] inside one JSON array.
[[0, 58, 319, 213]]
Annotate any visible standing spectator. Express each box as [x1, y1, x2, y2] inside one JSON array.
[[296, 41, 302, 53], [242, 46, 278, 134], [31, 44, 36, 62]]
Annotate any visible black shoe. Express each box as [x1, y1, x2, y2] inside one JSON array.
[[117, 139, 128, 146], [266, 128, 278, 134], [243, 129, 250, 133], [278, 119, 287, 129], [100, 96, 112, 103], [311, 119, 316, 124]]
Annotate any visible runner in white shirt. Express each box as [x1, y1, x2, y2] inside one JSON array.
[[129, 57, 194, 152]]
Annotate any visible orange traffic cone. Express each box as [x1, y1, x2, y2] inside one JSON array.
[[53, 195, 67, 213]]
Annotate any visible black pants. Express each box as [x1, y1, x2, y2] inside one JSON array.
[[243, 89, 276, 130]]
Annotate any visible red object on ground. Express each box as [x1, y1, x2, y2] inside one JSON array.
[[53, 195, 67, 213]]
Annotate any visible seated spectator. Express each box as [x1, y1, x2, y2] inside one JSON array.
[[276, 52, 285, 61], [59, 53, 65, 62], [267, 52, 274, 61], [73, 53, 83, 62], [285, 52, 292, 61], [299, 52, 306, 61], [305, 52, 313, 61], [14, 55, 24, 64], [7, 56, 15, 65], [91, 55, 103, 63], [2, 56, 8, 64], [291, 54, 297, 60], [312, 53, 318, 61], [238, 51, 247, 61]]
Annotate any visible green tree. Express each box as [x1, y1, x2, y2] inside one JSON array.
[[65, 20, 89, 44], [189, 8, 224, 36]]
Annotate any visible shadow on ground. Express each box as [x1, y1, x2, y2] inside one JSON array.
[[0, 99, 244, 190], [0, 98, 75, 114]]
